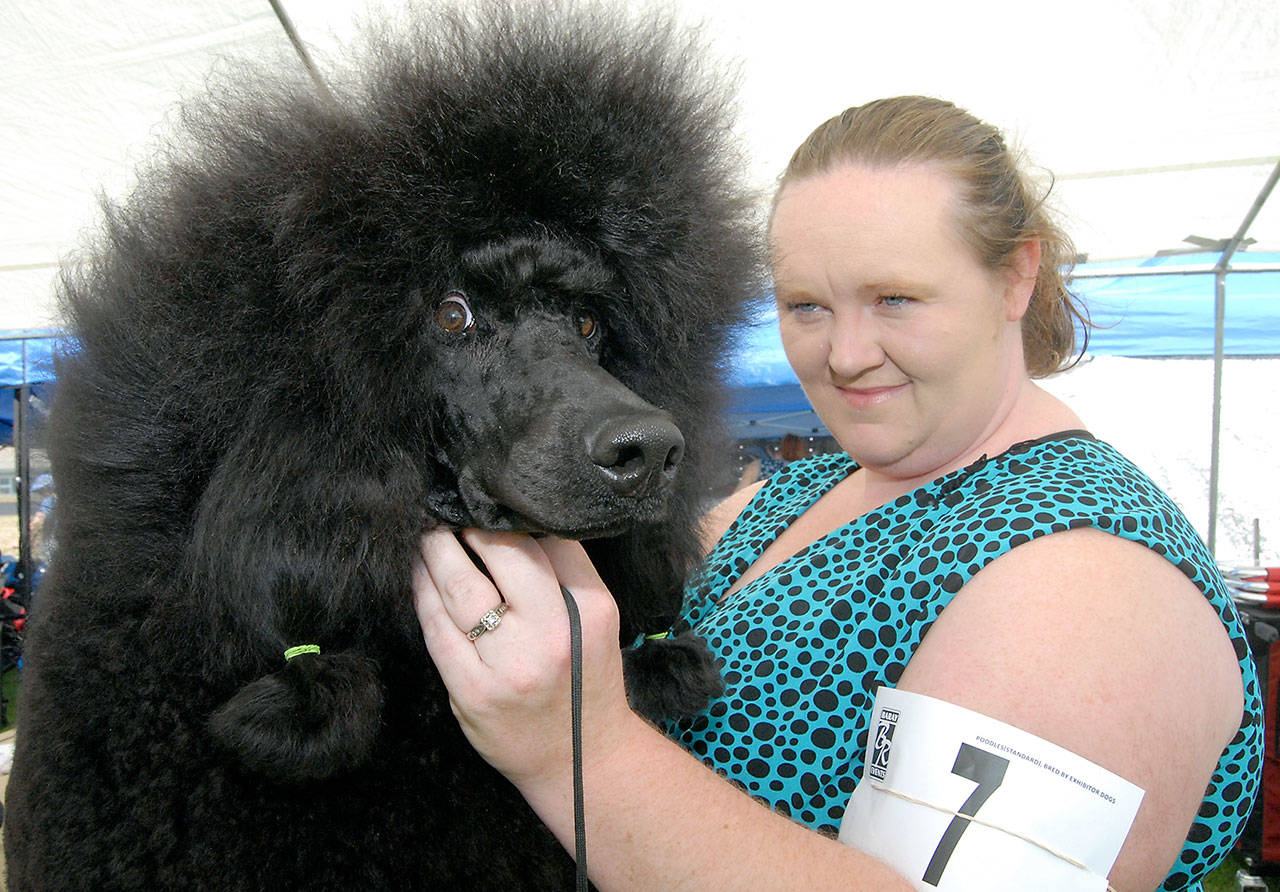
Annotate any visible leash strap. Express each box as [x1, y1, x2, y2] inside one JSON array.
[[560, 585, 588, 892]]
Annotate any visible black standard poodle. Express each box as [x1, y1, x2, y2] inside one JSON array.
[[4, 3, 760, 888]]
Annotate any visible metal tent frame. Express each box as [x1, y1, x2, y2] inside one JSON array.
[[1070, 159, 1280, 552]]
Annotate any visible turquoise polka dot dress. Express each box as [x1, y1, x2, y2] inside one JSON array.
[[664, 431, 1261, 890]]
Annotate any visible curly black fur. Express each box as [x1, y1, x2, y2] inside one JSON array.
[[4, 3, 760, 888]]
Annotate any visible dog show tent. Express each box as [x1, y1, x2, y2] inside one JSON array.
[[2, 0, 1279, 553]]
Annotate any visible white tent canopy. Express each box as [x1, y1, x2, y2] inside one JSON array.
[[4, 0, 1279, 330]]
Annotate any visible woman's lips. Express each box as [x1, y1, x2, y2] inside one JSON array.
[[836, 382, 908, 409]]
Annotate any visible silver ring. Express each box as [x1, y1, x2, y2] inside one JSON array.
[[465, 603, 508, 641]]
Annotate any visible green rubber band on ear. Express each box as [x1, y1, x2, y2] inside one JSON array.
[[284, 644, 321, 661], [644, 631, 669, 641]]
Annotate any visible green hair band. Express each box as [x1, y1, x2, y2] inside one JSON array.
[[644, 631, 669, 641], [283, 644, 321, 661]]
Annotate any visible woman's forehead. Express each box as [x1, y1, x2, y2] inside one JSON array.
[[769, 164, 972, 276], [772, 163, 961, 230]]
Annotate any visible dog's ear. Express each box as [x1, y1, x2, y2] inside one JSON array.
[[207, 649, 384, 783], [185, 433, 405, 784], [622, 628, 723, 721]]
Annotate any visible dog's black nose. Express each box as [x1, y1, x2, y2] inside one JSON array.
[[587, 415, 684, 497]]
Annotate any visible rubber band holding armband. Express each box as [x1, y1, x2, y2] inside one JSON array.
[[283, 644, 321, 661], [867, 781, 1119, 892]]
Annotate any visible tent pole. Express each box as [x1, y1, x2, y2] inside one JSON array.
[[267, 0, 338, 108], [1207, 271, 1224, 554], [16, 343, 31, 605], [1206, 159, 1280, 555]]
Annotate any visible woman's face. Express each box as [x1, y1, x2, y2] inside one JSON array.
[[769, 163, 1033, 480]]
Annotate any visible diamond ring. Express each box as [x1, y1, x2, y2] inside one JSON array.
[[465, 603, 509, 641]]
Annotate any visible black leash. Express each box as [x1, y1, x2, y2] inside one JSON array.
[[559, 585, 588, 892]]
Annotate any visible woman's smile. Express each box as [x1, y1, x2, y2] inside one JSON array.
[[836, 381, 909, 409]]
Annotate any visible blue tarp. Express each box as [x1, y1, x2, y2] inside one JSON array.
[[0, 336, 56, 389], [0, 383, 52, 447], [0, 337, 57, 446], [1074, 252, 1280, 357]]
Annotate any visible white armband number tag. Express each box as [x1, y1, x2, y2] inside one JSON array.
[[838, 688, 1143, 891]]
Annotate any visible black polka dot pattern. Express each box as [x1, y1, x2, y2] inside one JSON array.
[[663, 432, 1262, 890]]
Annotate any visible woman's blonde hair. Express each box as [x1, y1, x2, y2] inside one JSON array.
[[775, 95, 1089, 377]]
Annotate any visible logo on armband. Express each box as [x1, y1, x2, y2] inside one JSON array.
[[869, 707, 899, 781]]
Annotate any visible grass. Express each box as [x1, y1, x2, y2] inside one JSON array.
[[1207, 851, 1278, 891], [1206, 853, 1240, 891]]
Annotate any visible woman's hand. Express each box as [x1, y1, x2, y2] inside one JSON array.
[[412, 529, 636, 790]]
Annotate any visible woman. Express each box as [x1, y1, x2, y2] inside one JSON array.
[[413, 97, 1261, 890]]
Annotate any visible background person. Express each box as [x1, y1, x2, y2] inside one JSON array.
[[28, 473, 56, 562], [735, 433, 810, 490], [412, 96, 1261, 890]]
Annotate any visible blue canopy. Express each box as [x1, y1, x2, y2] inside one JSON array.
[[0, 335, 56, 388], [0, 335, 57, 445], [722, 304, 825, 438], [1072, 251, 1280, 356]]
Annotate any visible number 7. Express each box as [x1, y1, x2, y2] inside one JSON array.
[[922, 744, 1009, 886]]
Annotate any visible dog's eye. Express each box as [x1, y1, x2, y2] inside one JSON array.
[[577, 313, 597, 339], [436, 293, 474, 334]]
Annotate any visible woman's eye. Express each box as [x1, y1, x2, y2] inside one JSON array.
[[577, 312, 598, 339], [436, 292, 474, 333], [784, 301, 827, 317], [880, 295, 910, 307]]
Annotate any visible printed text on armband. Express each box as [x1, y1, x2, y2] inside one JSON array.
[[1045, 764, 1117, 805], [974, 735, 1042, 769], [974, 735, 1117, 805]]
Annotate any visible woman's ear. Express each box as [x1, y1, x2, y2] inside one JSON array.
[[1004, 240, 1041, 322]]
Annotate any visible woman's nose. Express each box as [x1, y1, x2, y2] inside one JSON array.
[[826, 314, 884, 379]]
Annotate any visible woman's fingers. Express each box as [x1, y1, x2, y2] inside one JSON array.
[[418, 529, 508, 636], [418, 529, 578, 661], [411, 551, 484, 688], [416, 529, 618, 661], [538, 536, 603, 592], [458, 530, 572, 617], [411, 528, 632, 786]]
